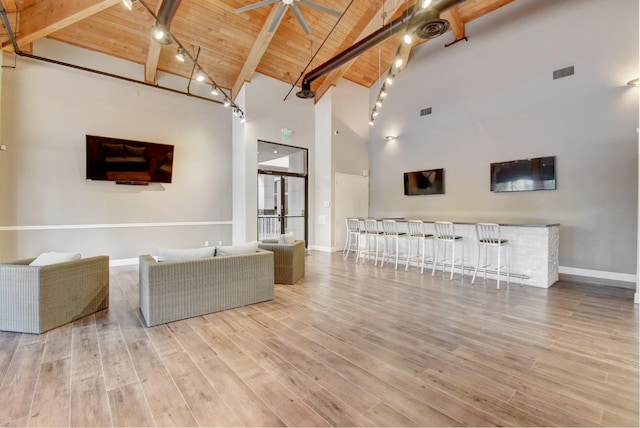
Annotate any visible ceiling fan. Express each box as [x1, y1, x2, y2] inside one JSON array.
[[235, 0, 341, 35]]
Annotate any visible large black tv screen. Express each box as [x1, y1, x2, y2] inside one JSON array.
[[490, 156, 556, 192], [86, 135, 174, 184], [404, 168, 444, 195]]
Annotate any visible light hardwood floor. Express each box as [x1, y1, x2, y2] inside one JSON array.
[[0, 251, 638, 427]]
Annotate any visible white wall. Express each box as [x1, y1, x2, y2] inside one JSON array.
[[314, 89, 333, 251], [368, 0, 639, 282], [242, 74, 316, 244], [0, 40, 233, 262], [331, 79, 370, 177]]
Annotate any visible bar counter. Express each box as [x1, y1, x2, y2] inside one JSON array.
[[362, 219, 559, 288]]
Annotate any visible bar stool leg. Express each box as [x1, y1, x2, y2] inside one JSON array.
[[472, 245, 480, 284], [497, 243, 502, 289], [419, 238, 426, 274], [431, 241, 439, 277], [449, 240, 455, 280], [405, 236, 412, 272], [394, 236, 399, 270], [506, 245, 510, 285]]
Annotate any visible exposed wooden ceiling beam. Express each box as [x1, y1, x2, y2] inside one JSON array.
[[442, 6, 465, 40], [313, 0, 404, 102], [231, 3, 287, 101], [2, 0, 121, 51], [144, 0, 164, 84]]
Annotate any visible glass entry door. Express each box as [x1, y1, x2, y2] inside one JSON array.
[[257, 141, 308, 243], [258, 174, 306, 240]]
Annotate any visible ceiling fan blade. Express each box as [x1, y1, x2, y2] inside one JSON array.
[[235, 0, 279, 14], [268, 3, 287, 33], [299, 0, 342, 17], [291, 3, 312, 34]]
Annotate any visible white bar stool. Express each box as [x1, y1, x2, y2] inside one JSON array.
[[472, 223, 510, 288], [405, 220, 434, 274], [432, 221, 465, 280], [360, 218, 383, 265], [380, 220, 407, 270], [343, 218, 361, 261]]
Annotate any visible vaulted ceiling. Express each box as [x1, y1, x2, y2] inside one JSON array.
[[0, 0, 514, 103]]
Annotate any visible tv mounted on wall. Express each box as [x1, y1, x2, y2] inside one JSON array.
[[86, 135, 174, 185], [490, 156, 556, 192], [404, 168, 444, 195]]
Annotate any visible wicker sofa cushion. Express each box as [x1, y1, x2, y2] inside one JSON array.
[[157, 246, 215, 262], [29, 252, 81, 266], [217, 241, 259, 256], [278, 232, 296, 244]]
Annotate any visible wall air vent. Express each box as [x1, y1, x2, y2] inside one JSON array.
[[420, 107, 432, 116], [553, 66, 574, 80]]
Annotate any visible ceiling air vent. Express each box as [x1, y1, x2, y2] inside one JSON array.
[[420, 107, 432, 116], [553, 66, 574, 80], [415, 8, 450, 40]]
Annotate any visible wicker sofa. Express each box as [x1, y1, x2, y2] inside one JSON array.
[[258, 240, 305, 284], [139, 249, 274, 327], [0, 256, 110, 334]]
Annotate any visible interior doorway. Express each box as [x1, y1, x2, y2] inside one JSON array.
[[257, 141, 308, 243]]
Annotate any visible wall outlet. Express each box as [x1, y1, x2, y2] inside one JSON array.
[[204, 241, 209, 247], [218, 240, 223, 245]]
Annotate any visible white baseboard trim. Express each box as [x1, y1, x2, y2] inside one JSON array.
[[310, 245, 335, 253], [559, 266, 636, 284]]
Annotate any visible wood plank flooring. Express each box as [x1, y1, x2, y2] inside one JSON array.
[[0, 251, 637, 427]]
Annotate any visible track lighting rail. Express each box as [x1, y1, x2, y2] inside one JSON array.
[[0, 2, 237, 112]]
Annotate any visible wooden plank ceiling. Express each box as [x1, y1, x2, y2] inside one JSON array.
[[0, 0, 514, 102]]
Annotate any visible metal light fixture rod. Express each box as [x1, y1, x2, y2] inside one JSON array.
[[297, 0, 465, 98], [156, 0, 182, 27]]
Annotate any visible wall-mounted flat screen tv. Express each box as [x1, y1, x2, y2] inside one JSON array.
[[490, 156, 556, 192], [404, 168, 444, 195], [86, 135, 174, 184]]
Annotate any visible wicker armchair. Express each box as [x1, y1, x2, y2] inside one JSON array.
[[258, 240, 306, 284], [0, 256, 110, 334]]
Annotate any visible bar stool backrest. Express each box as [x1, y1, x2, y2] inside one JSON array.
[[476, 223, 502, 245], [434, 221, 456, 241], [381, 220, 398, 236], [363, 218, 380, 234], [347, 218, 361, 234], [407, 220, 425, 237]]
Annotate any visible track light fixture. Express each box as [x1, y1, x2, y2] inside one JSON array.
[[386, 74, 394, 85], [151, 23, 172, 45], [403, 33, 412, 45], [375, 99, 382, 108], [422, 0, 432, 8], [122, 0, 138, 10], [380, 86, 387, 98], [125, 0, 245, 122], [175, 47, 185, 62], [394, 58, 403, 68]]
